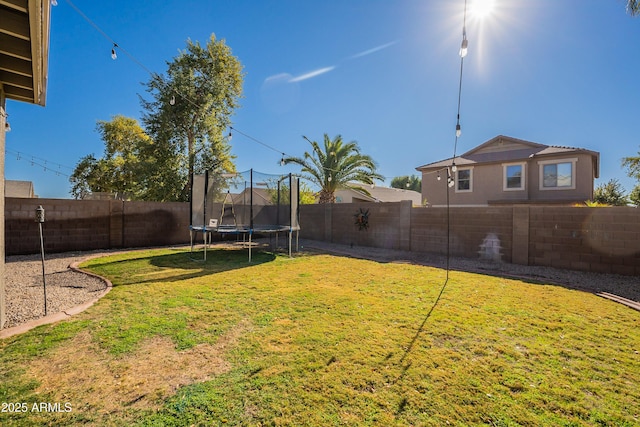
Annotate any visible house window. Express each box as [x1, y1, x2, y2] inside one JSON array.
[[503, 163, 525, 191], [539, 159, 577, 190], [456, 167, 473, 192]]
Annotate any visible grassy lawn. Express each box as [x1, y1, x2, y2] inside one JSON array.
[[1, 247, 638, 426]]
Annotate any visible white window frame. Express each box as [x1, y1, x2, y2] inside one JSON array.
[[503, 162, 526, 191], [538, 158, 577, 190], [455, 167, 473, 193]]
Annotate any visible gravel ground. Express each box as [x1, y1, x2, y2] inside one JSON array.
[[3, 241, 638, 330], [4, 250, 114, 329]]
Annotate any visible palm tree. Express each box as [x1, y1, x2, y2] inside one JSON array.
[[628, 0, 640, 16], [284, 134, 383, 204]]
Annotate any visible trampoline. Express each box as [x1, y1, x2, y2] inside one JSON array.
[[189, 169, 301, 261]]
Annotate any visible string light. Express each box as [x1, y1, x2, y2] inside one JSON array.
[[459, 33, 468, 58], [450, 0, 469, 169], [5, 148, 73, 178], [58, 0, 412, 186]]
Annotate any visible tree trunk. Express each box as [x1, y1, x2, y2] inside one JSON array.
[[318, 189, 335, 204]]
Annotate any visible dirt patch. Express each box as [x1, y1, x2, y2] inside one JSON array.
[[28, 319, 250, 414]]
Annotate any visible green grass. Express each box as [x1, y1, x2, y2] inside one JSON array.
[[1, 247, 638, 426]]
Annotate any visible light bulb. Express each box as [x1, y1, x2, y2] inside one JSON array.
[[437, 172, 441, 181], [51, 0, 58, 5], [328, 176, 332, 182], [459, 38, 468, 58], [455, 123, 461, 137], [5, 122, 11, 132], [448, 178, 455, 188], [228, 131, 232, 140], [280, 154, 285, 166], [170, 95, 176, 105], [111, 46, 117, 60], [451, 164, 457, 173]]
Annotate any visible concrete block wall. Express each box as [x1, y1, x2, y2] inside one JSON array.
[[528, 206, 640, 275], [121, 201, 191, 248], [416, 207, 513, 262], [6, 198, 111, 254], [5, 198, 190, 255], [300, 201, 411, 250], [300, 202, 639, 275], [5, 198, 639, 275]]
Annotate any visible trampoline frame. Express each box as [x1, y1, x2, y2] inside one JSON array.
[[189, 169, 300, 261]]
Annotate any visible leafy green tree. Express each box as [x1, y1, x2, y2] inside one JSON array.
[[69, 154, 106, 199], [627, 0, 640, 16], [283, 134, 383, 204], [69, 116, 153, 199], [622, 148, 640, 181], [592, 179, 628, 206], [141, 34, 243, 200], [390, 175, 421, 192], [629, 184, 640, 206], [622, 147, 640, 207], [267, 181, 316, 205]]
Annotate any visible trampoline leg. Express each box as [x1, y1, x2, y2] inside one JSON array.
[[249, 232, 252, 263], [288, 230, 292, 258], [204, 230, 207, 261], [296, 230, 299, 252]]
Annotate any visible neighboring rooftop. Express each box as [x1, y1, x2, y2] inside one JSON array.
[[336, 183, 422, 205]]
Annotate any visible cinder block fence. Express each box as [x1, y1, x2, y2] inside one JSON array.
[[299, 201, 640, 276], [5, 198, 190, 255], [5, 198, 639, 275]]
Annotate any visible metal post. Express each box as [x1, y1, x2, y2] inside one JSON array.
[[35, 205, 47, 315]]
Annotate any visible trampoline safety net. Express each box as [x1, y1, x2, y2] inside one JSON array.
[[189, 169, 300, 260]]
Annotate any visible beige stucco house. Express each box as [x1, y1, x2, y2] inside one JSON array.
[[5, 179, 36, 197], [1, 0, 51, 328], [416, 135, 600, 207], [334, 183, 422, 205]]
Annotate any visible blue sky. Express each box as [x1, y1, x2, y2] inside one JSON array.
[[5, 0, 640, 199]]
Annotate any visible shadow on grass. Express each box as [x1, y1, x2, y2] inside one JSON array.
[[86, 248, 277, 286]]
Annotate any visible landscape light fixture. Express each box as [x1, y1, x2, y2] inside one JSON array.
[[35, 206, 47, 315]]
